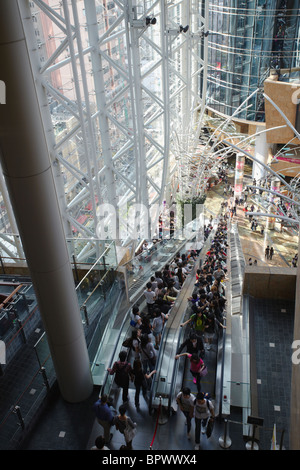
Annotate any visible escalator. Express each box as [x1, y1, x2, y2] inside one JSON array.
[[148, 224, 224, 418], [98, 216, 227, 432]]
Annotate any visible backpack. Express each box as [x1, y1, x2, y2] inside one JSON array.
[[130, 314, 140, 328], [194, 393, 212, 412], [114, 362, 129, 387]]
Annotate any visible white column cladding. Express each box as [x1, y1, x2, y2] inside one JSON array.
[[234, 153, 245, 199], [253, 125, 271, 181], [0, 0, 93, 402]]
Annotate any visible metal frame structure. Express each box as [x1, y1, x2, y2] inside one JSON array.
[[2, 0, 299, 264], [0, 0, 209, 264]]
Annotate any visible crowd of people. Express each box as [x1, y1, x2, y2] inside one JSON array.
[[91, 215, 229, 450], [173, 217, 228, 448], [92, 248, 199, 450]]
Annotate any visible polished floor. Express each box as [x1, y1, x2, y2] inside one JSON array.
[[1, 172, 297, 453]]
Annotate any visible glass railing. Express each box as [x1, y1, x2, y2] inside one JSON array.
[[0, 233, 25, 267], [121, 221, 202, 295], [86, 270, 125, 365], [0, 235, 118, 273], [0, 282, 54, 450], [122, 238, 182, 293], [0, 282, 38, 354], [33, 331, 55, 380], [0, 347, 54, 450], [227, 380, 251, 409], [74, 241, 117, 308], [66, 238, 118, 268], [91, 288, 129, 387]]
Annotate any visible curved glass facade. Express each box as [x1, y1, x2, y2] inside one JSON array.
[[205, 0, 300, 121]]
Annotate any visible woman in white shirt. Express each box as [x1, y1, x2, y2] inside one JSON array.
[[152, 308, 168, 349], [194, 392, 214, 449]]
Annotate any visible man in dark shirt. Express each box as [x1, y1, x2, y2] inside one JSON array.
[[176, 332, 205, 358], [93, 394, 114, 444], [107, 350, 133, 403]]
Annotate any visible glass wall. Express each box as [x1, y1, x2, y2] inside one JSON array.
[[206, 0, 300, 122]]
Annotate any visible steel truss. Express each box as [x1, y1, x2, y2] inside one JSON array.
[[1, 1, 300, 264], [0, 0, 204, 262]]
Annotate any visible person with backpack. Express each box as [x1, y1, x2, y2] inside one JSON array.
[[180, 305, 208, 337], [107, 350, 133, 403], [193, 392, 215, 450], [122, 328, 141, 359]]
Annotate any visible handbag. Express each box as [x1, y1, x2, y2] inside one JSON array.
[[124, 420, 137, 442], [206, 417, 214, 438], [200, 365, 208, 377], [122, 337, 133, 348]]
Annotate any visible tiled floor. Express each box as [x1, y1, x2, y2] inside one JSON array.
[[250, 296, 294, 450]]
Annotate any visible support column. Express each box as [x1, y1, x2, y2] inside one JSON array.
[[234, 153, 245, 200], [0, 0, 93, 402], [253, 126, 272, 181]]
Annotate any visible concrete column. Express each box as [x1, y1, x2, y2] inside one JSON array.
[[0, 0, 93, 402], [234, 153, 245, 199], [253, 127, 271, 181]]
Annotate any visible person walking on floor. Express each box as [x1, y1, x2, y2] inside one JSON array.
[[92, 394, 115, 445], [113, 405, 137, 450], [176, 387, 195, 440], [194, 392, 215, 450], [265, 245, 270, 260], [270, 246, 274, 260]]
